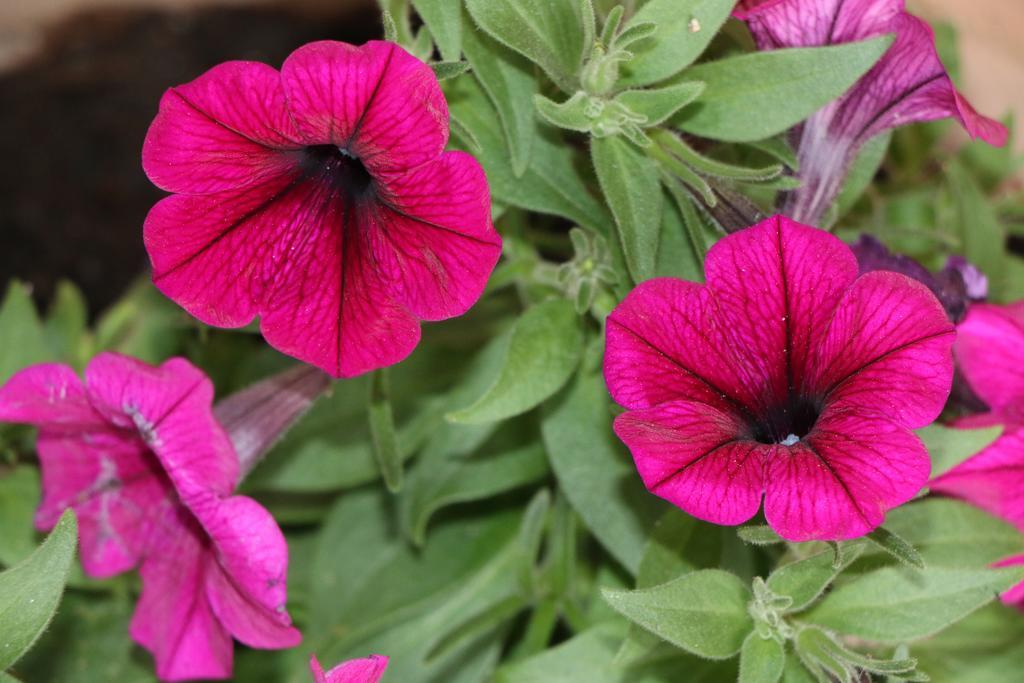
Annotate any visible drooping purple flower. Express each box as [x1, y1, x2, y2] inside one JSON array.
[[0, 353, 302, 680], [851, 235, 986, 322], [734, 0, 1009, 225]]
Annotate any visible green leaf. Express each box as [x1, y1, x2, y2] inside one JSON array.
[[412, 0, 462, 61], [430, 60, 471, 80], [94, 280, 187, 364], [45, 280, 89, 368], [737, 526, 785, 546], [461, 19, 537, 177], [618, 0, 736, 87], [447, 75, 613, 235], [739, 633, 785, 683], [947, 161, 1008, 298], [602, 569, 753, 659], [495, 621, 734, 683], [448, 300, 583, 424], [0, 510, 77, 670], [652, 129, 783, 181], [13, 593, 155, 683], [592, 135, 663, 283], [535, 92, 591, 132], [919, 423, 1003, 479], [541, 362, 668, 574], [0, 467, 40, 568], [867, 526, 926, 570], [834, 131, 891, 220], [613, 82, 705, 127], [401, 421, 550, 545], [616, 511, 724, 663], [0, 281, 53, 385], [674, 37, 893, 142], [655, 188, 704, 282], [804, 565, 1024, 643], [880, 498, 1024, 569], [767, 543, 865, 613], [465, 0, 590, 92], [368, 368, 403, 492], [306, 489, 529, 683]]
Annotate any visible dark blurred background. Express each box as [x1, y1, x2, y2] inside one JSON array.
[[0, 0, 380, 315], [0, 0, 1019, 317]]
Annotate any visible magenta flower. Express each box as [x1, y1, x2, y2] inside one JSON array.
[[929, 302, 1024, 608], [0, 353, 300, 680], [142, 40, 501, 378], [604, 215, 954, 541], [310, 654, 388, 683], [734, 0, 1008, 225]]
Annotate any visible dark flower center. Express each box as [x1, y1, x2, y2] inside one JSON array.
[[750, 395, 822, 446], [301, 144, 374, 200]]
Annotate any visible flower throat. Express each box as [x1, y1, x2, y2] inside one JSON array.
[[301, 144, 374, 200]]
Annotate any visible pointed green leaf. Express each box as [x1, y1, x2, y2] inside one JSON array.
[[0, 281, 53, 385], [0, 510, 77, 670], [541, 361, 668, 574], [45, 280, 89, 368], [613, 82, 705, 128], [880, 498, 1024, 569], [919, 423, 1004, 479], [674, 37, 893, 142], [947, 161, 1008, 298], [804, 565, 1024, 643], [368, 368, 403, 492], [738, 526, 785, 546], [619, 0, 736, 87], [430, 60, 471, 80], [602, 569, 753, 659], [767, 544, 864, 613], [739, 633, 785, 683], [867, 526, 926, 570], [592, 135, 663, 282], [834, 131, 891, 220], [448, 300, 582, 424], [461, 19, 537, 177], [447, 76, 613, 235], [465, 0, 590, 92], [412, 0, 462, 61], [535, 92, 592, 132]]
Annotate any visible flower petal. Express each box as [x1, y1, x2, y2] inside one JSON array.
[[953, 303, 1024, 412], [130, 509, 233, 682], [931, 428, 1024, 531], [703, 215, 859, 408], [84, 353, 239, 495], [34, 430, 166, 577], [311, 654, 390, 683], [281, 40, 448, 172], [144, 170, 313, 329], [143, 61, 302, 194], [765, 407, 929, 541], [808, 271, 954, 429], [371, 151, 502, 320], [614, 400, 764, 527], [994, 555, 1024, 609], [736, 0, 902, 47], [604, 278, 761, 414], [0, 363, 104, 427], [201, 495, 301, 649], [259, 201, 421, 378]]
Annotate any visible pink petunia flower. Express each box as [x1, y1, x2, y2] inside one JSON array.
[[931, 302, 1024, 607], [733, 0, 1008, 225], [0, 353, 301, 680], [604, 215, 955, 541], [142, 40, 502, 378], [310, 654, 389, 683]]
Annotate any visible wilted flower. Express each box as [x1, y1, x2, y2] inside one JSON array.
[[0, 354, 300, 680], [310, 654, 389, 683], [852, 234, 987, 322], [604, 215, 954, 541], [734, 0, 1008, 224], [143, 40, 502, 378], [929, 302, 1024, 607]]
